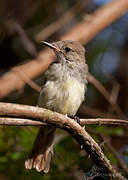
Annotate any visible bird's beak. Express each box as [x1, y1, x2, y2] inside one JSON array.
[[41, 41, 61, 52]]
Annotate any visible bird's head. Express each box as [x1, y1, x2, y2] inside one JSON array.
[[41, 40, 86, 64]]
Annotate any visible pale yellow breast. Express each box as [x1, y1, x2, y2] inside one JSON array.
[[61, 78, 85, 115], [39, 78, 85, 116]]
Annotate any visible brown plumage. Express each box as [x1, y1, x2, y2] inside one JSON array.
[[25, 40, 88, 173], [25, 126, 55, 172]]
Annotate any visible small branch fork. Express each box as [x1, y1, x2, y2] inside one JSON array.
[[0, 102, 127, 180]]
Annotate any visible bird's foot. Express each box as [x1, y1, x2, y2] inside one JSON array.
[[69, 115, 80, 124]]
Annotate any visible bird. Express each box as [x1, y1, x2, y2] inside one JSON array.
[[25, 40, 88, 173]]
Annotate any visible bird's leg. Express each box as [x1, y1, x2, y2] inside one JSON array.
[[68, 115, 80, 124]]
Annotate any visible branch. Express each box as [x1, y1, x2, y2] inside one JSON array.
[[0, 102, 127, 179], [0, 0, 128, 99], [0, 117, 128, 126], [100, 134, 128, 175], [4, 20, 37, 56], [62, 0, 128, 43], [0, 117, 47, 126], [12, 68, 41, 93], [80, 118, 128, 126], [88, 73, 125, 118], [35, 0, 88, 41]]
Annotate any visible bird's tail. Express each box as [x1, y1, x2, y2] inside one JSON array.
[[25, 126, 56, 173]]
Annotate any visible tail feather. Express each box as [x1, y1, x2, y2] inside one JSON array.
[[25, 126, 56, 173]]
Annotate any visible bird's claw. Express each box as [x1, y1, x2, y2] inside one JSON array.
[[69, 115, 80, 124]]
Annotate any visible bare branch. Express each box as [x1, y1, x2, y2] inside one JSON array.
[[88, 73, 125, 118], [0, 102, 127, 179], [62, 0, 128, 43], [35, 0, 88, 41], [0, 117, 128, 126], [80, 118, 128, 126], [12, 68, 41, 93], [101, 134, 128, 175], [0, 117, 47, 126], [4, 20, 37, 56]]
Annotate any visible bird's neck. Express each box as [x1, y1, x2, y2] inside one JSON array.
[[46, 61, 86, 84]]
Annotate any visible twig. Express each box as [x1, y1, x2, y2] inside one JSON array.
[[0, 117, 128, 126], [109, 80, 120, 106], [80, 118, 128, 126], [14, 22, 37, 56], [62, 0, 128, 43], [88, 127, 128, 177], [12, 68, 41, 93], [35, 0, 88, 41], [0, 117, 46, 126], [108, 79, 120, 114], [0, 0, 128, 99], [4, 20, 37, 56], [88, 73, 125, 118], [0, 48, 53, 99], [0, 102, 127, 179], [100, 134, 128, 175]]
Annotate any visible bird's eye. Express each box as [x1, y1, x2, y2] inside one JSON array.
[[65, 47, 71, 52]]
